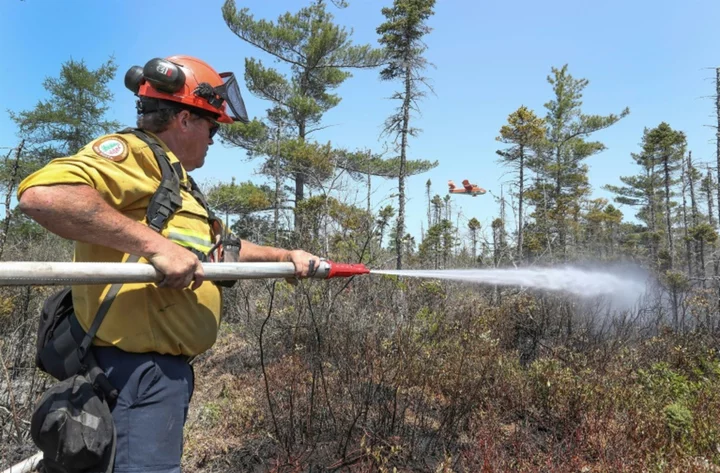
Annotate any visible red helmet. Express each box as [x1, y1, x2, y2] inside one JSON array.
[[124, 55, 248, 124]]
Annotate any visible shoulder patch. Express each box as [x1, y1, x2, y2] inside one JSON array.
[[92, 137, 128, 162]]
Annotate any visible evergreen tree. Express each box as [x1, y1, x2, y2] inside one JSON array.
[[9, 57, 121, 172], [604, 129, 666, 265], [607, 123, 685, 326], [221, 0, 385, 226], [496, 106, 545, 260], [646, 122, 686, 270], [376, 205, 395, 249], [206, 177, 274, 228], [583, 199, 622, 259], [335, 149, 437, 194], [430, 194, 443, 225], [419, 219, 453, 269], [377, 0, 436, 269], [491, 217, 506, 266], [530, 65, 629, 260], [467, 217, 481, 262]]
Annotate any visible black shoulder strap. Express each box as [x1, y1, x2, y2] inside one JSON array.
[[77, 253, 142, 360], [119, 128, 183, 232]]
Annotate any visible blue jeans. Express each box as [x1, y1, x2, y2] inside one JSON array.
[[93, 346, 194, 473]]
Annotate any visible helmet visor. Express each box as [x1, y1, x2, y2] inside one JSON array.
[[217, 73, 249, 123]]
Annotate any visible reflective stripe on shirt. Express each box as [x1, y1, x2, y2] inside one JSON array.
[[168, 229, 213, 253]]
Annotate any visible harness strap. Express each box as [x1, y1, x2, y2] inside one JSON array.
[[120, 128, 184, 232], [119, 128, 222, 239], [77, 253, 142, 361]]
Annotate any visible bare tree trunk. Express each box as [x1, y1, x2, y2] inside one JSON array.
[[662, 153, 679, 328], [715, 68, 720, 328], [395, 70, 412, 270], [648, 165, 658, 266], [703, 164, 718, 327], [471, 230, 477, 261], [274, 127, 282, 246], [518, 145, 525, 261], [0, 140, 24, 260], [716, 68, 720, 231], [663, 156, 675, 269], [706, 165, 715, 228], [687, 152, 702, 278], [554, 147, 567, 261], [426, 180, 431, 232], [681, 154, 692, 276]]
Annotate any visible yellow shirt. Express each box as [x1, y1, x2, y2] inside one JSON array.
[[17, 131, 222, 356]]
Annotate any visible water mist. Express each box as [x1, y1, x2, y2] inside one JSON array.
[[371, 265, 650, 310]]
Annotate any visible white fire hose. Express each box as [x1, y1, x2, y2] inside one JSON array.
[[0, 260, 370, 286]]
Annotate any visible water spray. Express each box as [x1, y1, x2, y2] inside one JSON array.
[[371, 266, 649, 309], [371, 267, 647, 297]]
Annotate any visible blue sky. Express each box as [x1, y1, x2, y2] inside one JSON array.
[[1, 0, 719, 245]]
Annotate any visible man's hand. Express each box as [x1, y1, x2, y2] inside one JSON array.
[[235, 240, 321, 284], [148, 241, 205, 290], [283, 250, 321, 284]]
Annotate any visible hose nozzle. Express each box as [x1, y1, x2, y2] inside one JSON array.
[[311, 260, 370, 279]]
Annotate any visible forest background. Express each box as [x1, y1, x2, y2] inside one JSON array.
[[3, 0, 720, 471]]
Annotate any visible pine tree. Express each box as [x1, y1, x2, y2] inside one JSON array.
[[206, 177, 273, 229], [419, 219, 453, 269], [685, 152, 703, 277], [430, 194, 443, 225], [377, 0, 436, 269], [583, 199, 622, 260], [467, 217, 481, 262], [222, 0, 385, 225], [646, 123, 686, 270], [605, 126, 683, 266], [531, 65, 629, 260], [9, 57, 121, 171], [376, 205, 395, 249], [496, 106, 545, 261], [492, 217, 506, 267]]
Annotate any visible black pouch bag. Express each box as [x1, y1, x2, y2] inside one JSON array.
[[35, 288, 116, 397], [36, 288, 83, 380], [31, 372, 116, 473]]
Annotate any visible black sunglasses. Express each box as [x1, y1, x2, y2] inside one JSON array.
[[194, 114, 219, 139]]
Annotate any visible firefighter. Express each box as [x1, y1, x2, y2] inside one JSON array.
[[18, 55, 319, 473]]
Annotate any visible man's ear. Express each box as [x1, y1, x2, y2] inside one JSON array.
[[177, 109, 192, 132]]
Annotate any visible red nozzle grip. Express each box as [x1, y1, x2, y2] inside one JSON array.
[[325, 261, 370, 279]]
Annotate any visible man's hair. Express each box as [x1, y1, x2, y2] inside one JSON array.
[[137, 108, 180, 134]]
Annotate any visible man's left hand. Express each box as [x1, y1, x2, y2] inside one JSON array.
[[283, 250, 321, 283]]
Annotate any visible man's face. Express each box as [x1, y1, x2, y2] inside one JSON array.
[[175, 111, 218, 171]]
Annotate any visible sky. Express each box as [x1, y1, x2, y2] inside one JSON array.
[[1, 0, 720, 246]]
